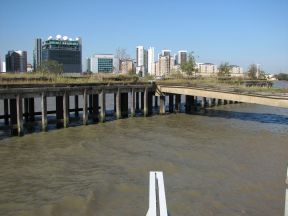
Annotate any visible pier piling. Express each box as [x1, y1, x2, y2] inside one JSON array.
[[74, 95, 79, 118], [92, 94, 99, 122], [169, 94, 174, 113], [83, 90, 88, 125], [41, 93, 48, 132], [160, 96, 165, 114], [100, 90, 106, 122], [131, 88, 136, 117], [16, 95, 23, 136]]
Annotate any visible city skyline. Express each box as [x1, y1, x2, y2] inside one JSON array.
[[0, 0, 287, 73]]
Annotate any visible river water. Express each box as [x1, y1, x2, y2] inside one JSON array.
[[0, 81, 288, 216]]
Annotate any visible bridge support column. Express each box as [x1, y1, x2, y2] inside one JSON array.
[[185, 95, 194, 113], [201, 97, 206, 108], [141, 92, 144, 112], [169, 94, 174, 113], [83, 90, 88, 125], [208, 98, 213, 107], [131, 88, 136, 117], [56, 96, 63, 128], [16, 95, 23, 136], [41, 93, 48, 132], [9, 99, 17, 135], [116, 89, 121, 119], [63, 92, 69, 128], [214, 99, 219, 106], [121, 92, 129, 118], [92, 94, 99, 122], [4, 99, 9, 125], [74, 95, 79, 118], [160, 96, 165, 114], [100, 90, 106, 122], [175, 94, 181, 112]]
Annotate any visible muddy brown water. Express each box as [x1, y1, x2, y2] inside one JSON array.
[[0, 81, 288, 216]]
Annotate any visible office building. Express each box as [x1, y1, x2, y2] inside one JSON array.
[[197, 63, 218, 76], [230, 65, 244, 77], [27, 63, 33, 72], [42, 35, 82, 73], [159, 55, 170, 76], [177, 50, 187, 65], [90, 54, 116, 73], [5, 50, 27, 72], [33, 38, 42, 71], [148, 47, 155, 75]]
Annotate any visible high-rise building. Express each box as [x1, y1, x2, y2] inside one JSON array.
[[178, 50, 187, 65], [136, 45, 148, 76], [148, 47, 155, 75], [33, 38, 42, 71], [5, 50, 27, 72], [120, 59, 135, 74], [42, 35, 82, 73], [161, 49, 171, 57], [90, 54, 115, 73], [159, 55, 170, 76]]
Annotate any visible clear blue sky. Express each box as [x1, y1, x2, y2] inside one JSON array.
[[0, 0, 287, 73]]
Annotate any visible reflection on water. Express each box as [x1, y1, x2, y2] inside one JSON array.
[[0, 102, 288, 216]]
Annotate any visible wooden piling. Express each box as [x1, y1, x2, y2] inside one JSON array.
[[144, 88, 148, 117], [92, 94, 99, 122], [41, 92, 48, 131], [100, 89, 106, 122], [136, 92, 139, 111], [16, 95, 23, 136], [131, 88, 135, 117], [160, 96, 166, 114], [83, 89, 88, 125], [63, 92, 69, 128], [116, 88, 121, 119], [9, 99, 17, 135], [121, 92, 129, 118]]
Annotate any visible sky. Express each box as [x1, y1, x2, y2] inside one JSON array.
[[0, 0, 287, 73]]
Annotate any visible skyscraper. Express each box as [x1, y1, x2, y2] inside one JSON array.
[[148, 47, 155, 75], [136, 45, 148, 76], [42, 35, 82, 73], [178, 50, 187, 65], [33, 38, 42, 71], [5, 50, 27, 72], [161, 49, 171, 57]]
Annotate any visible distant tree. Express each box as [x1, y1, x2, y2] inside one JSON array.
[[37, 60, 63, 75], [115, 48, 131, 74], [217, 62, 231, 78], [275, 73, 288, 81], [247, 64, 266, 80], [180, 52, 197, 76]]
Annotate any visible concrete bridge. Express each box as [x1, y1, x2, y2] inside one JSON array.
[[0, 83, 287, 136], [157, 84, 288, 109]]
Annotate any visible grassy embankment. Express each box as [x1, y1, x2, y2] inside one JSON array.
[[0, 73, 287, 94]]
